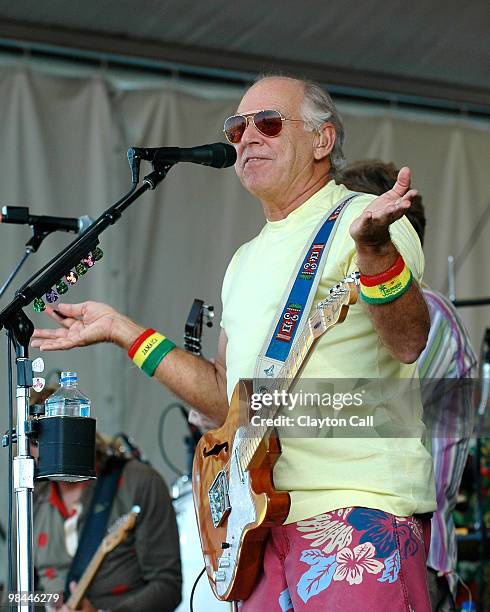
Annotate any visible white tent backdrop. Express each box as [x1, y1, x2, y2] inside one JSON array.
[[0, 65, 489, 573]]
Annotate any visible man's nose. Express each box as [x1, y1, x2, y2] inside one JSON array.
[[240, 117, 262, 145]]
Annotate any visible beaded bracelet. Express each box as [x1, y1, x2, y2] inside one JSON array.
[[359, 255, 412, 304], [128, 328, 176, 377]]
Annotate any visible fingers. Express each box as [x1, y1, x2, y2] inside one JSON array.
[[391, 166, 411, 196], [44, 306, 78, 329], [31, 327, 67, 340], [404, 188, 418, 202], [30, 338, 78, 351], [48, 302, 86, 319]]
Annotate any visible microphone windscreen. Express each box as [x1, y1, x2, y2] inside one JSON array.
[[209, 143, 237, 168]]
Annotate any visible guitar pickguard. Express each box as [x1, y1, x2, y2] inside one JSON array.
[[211, 427, 257, 597]]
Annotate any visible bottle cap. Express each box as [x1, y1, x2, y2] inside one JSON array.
[[60, 371, 77, 383]]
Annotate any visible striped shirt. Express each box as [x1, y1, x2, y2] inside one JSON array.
[[418, 288, 477, 595]]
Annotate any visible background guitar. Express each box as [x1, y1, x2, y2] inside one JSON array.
[[65, 506, 140, 610]]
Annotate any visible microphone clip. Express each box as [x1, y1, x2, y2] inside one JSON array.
[[127, 147, 176, 189], [26, 227, 53, 253]]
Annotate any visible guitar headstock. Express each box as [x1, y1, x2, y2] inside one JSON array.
[[101, 505, 141, 554], [311, 273, 360, 338], [184, 298, 215, 356]]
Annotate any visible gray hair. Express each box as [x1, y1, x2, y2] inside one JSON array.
[[300, 80, 346, 175], [253, 75, 346, 176]]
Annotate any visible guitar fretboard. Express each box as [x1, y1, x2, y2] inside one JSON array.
[[237, 278, 356, 469]]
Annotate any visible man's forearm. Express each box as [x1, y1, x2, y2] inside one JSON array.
[[356, 241, 430, 364], [110, 316, 228, 425], [153, 348, 228, 424]]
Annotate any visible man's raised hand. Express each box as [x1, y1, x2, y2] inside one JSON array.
[[349, 166, 418, 247]]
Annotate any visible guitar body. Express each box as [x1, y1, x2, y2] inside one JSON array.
[[192, 380, 290, 601], [192, 277, 358, 602]]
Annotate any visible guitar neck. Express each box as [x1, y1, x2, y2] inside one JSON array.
[[66, 545, 106, 609], [241, 277, 357, 466]]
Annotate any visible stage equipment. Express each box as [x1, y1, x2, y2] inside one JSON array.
[[1, 142, 233, 610], [0, 207, 93, 300]]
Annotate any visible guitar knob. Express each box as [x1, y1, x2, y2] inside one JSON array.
[[221, 542, 231, 549]]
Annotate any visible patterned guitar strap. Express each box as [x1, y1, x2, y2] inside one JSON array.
[[253, 193, 359, 393]]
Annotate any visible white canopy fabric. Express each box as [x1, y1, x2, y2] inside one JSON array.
[[0, 0, 489, 111]]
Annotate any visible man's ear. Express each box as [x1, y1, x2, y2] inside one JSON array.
[[313, 122, 336, 161]]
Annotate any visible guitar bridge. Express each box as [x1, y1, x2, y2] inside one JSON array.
[[208, 469, 231, 528]]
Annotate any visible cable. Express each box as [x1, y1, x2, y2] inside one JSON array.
[[455, 571, 473, 609], [189, 566, 206, 612], [158, 403, 186, 477]]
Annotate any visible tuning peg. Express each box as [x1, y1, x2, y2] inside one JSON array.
[[204, 304, 215, 327]]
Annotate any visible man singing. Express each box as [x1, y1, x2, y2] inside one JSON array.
[[33, 76, 435, 611]]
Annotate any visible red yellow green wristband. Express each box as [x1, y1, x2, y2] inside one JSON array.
[[128, 329, 176, 377], [359, 255, 405, 286], [359, 255, 413, 304]]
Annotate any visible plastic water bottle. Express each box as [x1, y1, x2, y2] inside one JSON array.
[[44, 371, 91, 417]]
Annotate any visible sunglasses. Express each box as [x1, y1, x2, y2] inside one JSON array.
[[223, 109, 303, 144]]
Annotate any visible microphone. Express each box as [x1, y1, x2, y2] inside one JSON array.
[[128, 142, 237, 169], [0, 206, 93, 234]]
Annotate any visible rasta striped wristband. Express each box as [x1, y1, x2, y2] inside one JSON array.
[[128, 328, 176, 377], [359, 255, 413, 305]]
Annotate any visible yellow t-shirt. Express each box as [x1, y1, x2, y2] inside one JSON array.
[[221, 180, 436, 523]]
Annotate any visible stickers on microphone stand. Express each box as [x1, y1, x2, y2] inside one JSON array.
[[32, 377, 46, 392], [33, 298, 46, 312], [56, 279, 69, 294], [75, 262, 88, 276], [65, 270, 78, 285], [32, 357, 45, 373], [45, 288, 59, 303], [32, 247, 105, 313]]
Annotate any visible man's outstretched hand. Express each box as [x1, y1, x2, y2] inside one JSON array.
[[31, 301, 142, 352], [349, 166, 418, 248]]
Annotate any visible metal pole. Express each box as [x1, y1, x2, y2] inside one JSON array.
[[14, 366, 34, 611], [447, 255, 456, 302]]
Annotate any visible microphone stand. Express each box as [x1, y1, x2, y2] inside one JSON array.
[[0, 160, 173, 611], [0, 251, 33, 301], [0, 224, 68, 301]]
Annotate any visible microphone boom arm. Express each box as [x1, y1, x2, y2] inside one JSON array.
[[0, 162, 172, 330], [0, 159, 173, 606]]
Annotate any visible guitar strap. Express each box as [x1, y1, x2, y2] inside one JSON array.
[[63, 456, 127, 602], [253, 193, 359, 391]]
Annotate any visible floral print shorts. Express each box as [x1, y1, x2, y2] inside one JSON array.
[[240, 507, 431, 611]]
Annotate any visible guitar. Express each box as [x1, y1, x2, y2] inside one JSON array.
[[192, 274, 359, 601], [184, 298, 215, 356], [66, 506, 140, 610]]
